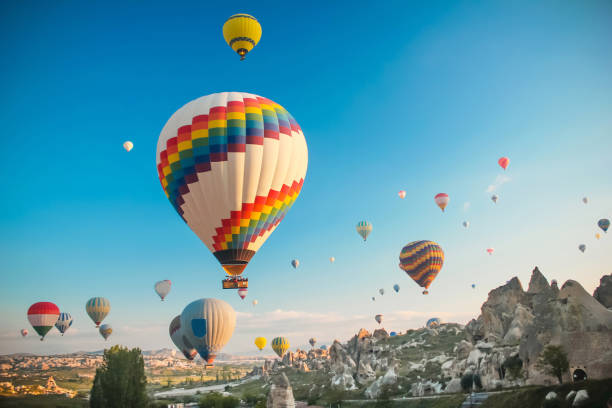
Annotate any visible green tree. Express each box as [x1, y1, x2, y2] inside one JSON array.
[[89, 345, 147, 408], [536, 345, 569, 384], [199, 392, 239, 408], [460, 373, 482, 392], [502, 355, 524, 380]]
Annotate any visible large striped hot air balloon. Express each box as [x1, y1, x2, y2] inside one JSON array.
[[356, 221, 372, 241], [180, 298, 236, 365], [99, 324, 113, 340], [271, 336, 290, 358], [399, 241, 444, 295], [169, 315, 197, 360], [434, 193, 449, 212], [86, 297, 110, 327], [255, 336, 267, 351], [157, 93, 308, 290], [27, 302, 60, 341], [222, 14, 262, 60], [598, 219, 610, 233], [55, 313, 73, 336], [154, 280, 172, 301]]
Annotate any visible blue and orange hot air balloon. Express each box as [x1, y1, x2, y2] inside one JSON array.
[[399, 241, 444, 295], [598, 219, 610, 233]]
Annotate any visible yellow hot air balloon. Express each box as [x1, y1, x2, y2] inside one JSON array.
[[255, 336, 267, 351], [223, 14, 262, 60]]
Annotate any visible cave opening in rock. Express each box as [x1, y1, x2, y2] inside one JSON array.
[[572, 369, 587, 382]]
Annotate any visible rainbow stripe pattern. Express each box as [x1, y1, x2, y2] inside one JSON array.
[[399, 240, 444, 290], [157, 92, 308, 276]]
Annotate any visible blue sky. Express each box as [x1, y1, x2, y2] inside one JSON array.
[[1, 0, 611, 355]]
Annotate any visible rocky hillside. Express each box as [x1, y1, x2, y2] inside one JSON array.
[[233, 268, 612, 403]]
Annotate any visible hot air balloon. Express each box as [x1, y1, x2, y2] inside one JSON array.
[[551, 279, 558, 286], [390, 331, 397, 337], [222, 14, 262, 60], [157, 92, 308, 290], [271, 337, 290, 358], [238, 288, 248, 299], [329, 257, 335, 263], [491, 194, 499, 204], [356, 221, 372, 241], [434, 193, 449, 212], [255, 337, 267, 351], [379, 288, 385, 296], [578, 244, 586, 253], [20, 329, 28, 337], [393, 284, 400, 293], [471, 284, 476, 289], [252, 299, 258, 306], [486, 248, 494, 255], [398, 190, 406, 199], [86, 297, 110, 327], [291, 259, 299, 269], [181, 298, 236, 365], [463, 221, 470, 228], [375, 314, 383, 324], [426, 318, 441, 329], [123, 141, 133, 152], [27, 302, 60, 341], [55, 313, 73, 336], [154, 280, 172, 301], [371, 297, 375, 301], [582, 197, 588, 204], [498, 157, 509, 170], [399, 241, 444, 295], [169, 315, 197, 360], [598, 219, 610, 233], [99, 324, 112, 340], [309, 338, 317, 348], [596, 233, 601, 240], [321, 345, 327, 350]]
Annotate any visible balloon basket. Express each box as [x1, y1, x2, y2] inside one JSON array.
[[222, 277, 248, 289]]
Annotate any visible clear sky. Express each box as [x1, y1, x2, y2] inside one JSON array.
[[1, 0, 611, 356]]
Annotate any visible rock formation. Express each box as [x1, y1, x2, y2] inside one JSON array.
[[267, 373, 296, 408], [593, 273, 612, 309]]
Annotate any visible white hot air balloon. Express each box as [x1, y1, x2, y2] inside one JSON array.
[[181, 298, 236, 365], [154, 280, 172, 301], [156, 92, 308, 290], [123, 141, 133, 152], [169, 315, 197, 360]]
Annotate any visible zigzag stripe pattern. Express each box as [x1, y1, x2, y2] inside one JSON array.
[[399, 240, 444, 290]]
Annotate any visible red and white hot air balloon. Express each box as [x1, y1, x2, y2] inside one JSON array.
[[237, 288, 248, 299], [434, 193, 449, 212], [20, 329, 28, 337], [486, 248, 494, 255], [398, 190, 406, 199], [498, 157, 509, 170]]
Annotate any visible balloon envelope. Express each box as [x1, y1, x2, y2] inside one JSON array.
[[271, 336, 290, 358], [291, 259, 299, 269], [157, 92, 308, 278], [398, 190, 406, 199], [582, 197, 588, 204], [463, 221, 470, 228], [154, 280, 172, 301], [99, 324, 112, 340], [598, 219, 610, 232], [578, 244, 586, 253], [55, 312, 73, 335], [434, 193, 449, 212], [487, 248, 494, 255], [27, 302, 60, 340], [399, 241, 444, 291], [238, 288, 248, 299], [356, 221, 372, 241], [222, 14, 262, 60], [491, 194, 499, 204], [498, 157, 509, 170], [86, 297, 110, 327], [123, 141, 133, 152], [169, 315, 197, 360], [379, 288, 385, 296], [393, 284, 400, 293], [20, 329, 28, 337], [255, 337, 267, 351], [181, 298, 236, 364], [390, 331, 397, 336], [309, 338, 316, 347], [375, 314, 383, 324], [252, 299, 258, 306], [329, 257, 335, 263], [426, 318, 441, 329], [471, 284, 476, 289], [596, 233, 601, 240]]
